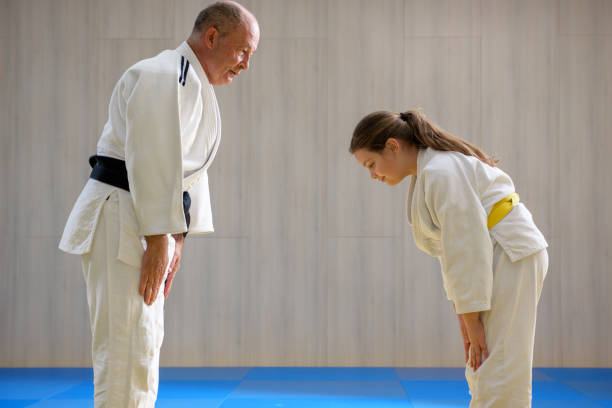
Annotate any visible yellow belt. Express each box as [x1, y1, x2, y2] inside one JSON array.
[[487, 193, 519, 229]]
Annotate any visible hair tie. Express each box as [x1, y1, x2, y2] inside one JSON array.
[[399, 112, 410, 122]]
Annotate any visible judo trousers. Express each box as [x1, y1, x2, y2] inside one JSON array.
[[81, 192, 175, 407], [466, 243, 548, 407]]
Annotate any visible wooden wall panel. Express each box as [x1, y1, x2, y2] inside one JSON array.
[[250, 0, 328, 39], [326, 0, 406, 238], [560, 0, 612, 35], [162, 237, 250, 366], [1, 0, 610, 367], [91, 0, 175, 39], [405, 0, 481, 37], [558, 33, 612, 366], [327, 237, 403, 366], [240, 37, 328, 365]]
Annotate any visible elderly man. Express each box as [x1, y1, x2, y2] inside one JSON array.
[[59, 2, 259, 406]]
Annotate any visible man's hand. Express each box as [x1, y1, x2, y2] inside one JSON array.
[[164, 234, 185, 299], [461, 312, 489, 371], [139, 234, 169, 305]]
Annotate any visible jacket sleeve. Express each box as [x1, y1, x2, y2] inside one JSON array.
[[124, 70, 187, 236], [185, 171, 214, 234], [424, 167, 493, 314]]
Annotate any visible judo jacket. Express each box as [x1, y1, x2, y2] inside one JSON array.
[[60, 42, 221, 266], [406, 148, 548, 314]]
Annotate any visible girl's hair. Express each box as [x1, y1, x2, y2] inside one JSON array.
[[349, 109, 498, 167]]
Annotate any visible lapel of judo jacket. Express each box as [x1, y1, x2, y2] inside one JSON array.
[[407, 148, 443, 258], [174, 42, 222, 235]]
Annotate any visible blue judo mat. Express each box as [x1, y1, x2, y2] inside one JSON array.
[[1, 367, 611, 407]]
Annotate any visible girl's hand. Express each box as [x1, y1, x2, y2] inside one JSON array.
[[452, 302, 470, 363], [461, 312, 489, 371], [456, 314, 471, 363]]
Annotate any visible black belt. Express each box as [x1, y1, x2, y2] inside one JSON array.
[[89, 155, 130, 191], [89, 155, 191, 235]]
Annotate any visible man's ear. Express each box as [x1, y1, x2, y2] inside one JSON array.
[[203, 27, 219, 49]]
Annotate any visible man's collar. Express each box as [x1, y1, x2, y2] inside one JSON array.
[[176, 41, 210, 86]]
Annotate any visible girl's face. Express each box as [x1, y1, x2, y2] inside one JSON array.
[[353, 139, 414, 187]]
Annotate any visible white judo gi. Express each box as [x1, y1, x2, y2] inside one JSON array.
[[59, 42, 221, 407], [407, 148, 548, 407]]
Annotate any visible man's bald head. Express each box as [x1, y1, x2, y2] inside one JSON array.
[[187, 1, 259, 86], [192, 1, 256, 38]]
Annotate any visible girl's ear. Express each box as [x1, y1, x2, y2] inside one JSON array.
[[386, 138, 400, 152]]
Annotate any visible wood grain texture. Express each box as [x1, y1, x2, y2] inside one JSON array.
[[250, 0, 328, 39], [207, 81, 253, 238], [327, 237, 403, 365], [91, 0, 175, 39], [327, 0, 406, 238], [162, 237, 250, 366], [0, 4, 14, 360], [558, 33, 612, 366], [10, 0, 93, 239], [2, 237, 91, 366], [400, 232, 463, 366], [405, 0, 481, 37], [0, 31, 15, 239], [560, 0, 612, 35], [0, 1, 8, 39], [1, 0, 611, 367], [239, 38, 329, 365]]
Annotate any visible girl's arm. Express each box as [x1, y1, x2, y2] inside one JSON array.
[[462, 311, 489, 371]]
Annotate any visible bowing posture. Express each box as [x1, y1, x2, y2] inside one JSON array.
[[59, 2, 259, 406], [350, 110, 548, 407]]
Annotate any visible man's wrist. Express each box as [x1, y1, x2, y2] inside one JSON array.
[[172, 233, 185, 242], [145, 234, 168, 246]]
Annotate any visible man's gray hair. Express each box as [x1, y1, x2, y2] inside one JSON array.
[[192, 2, 245, 37]]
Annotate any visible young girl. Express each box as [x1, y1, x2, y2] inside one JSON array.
[[350, 110, 548, 407]]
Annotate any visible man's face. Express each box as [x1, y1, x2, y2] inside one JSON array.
[[205, 20, 259, 86]]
